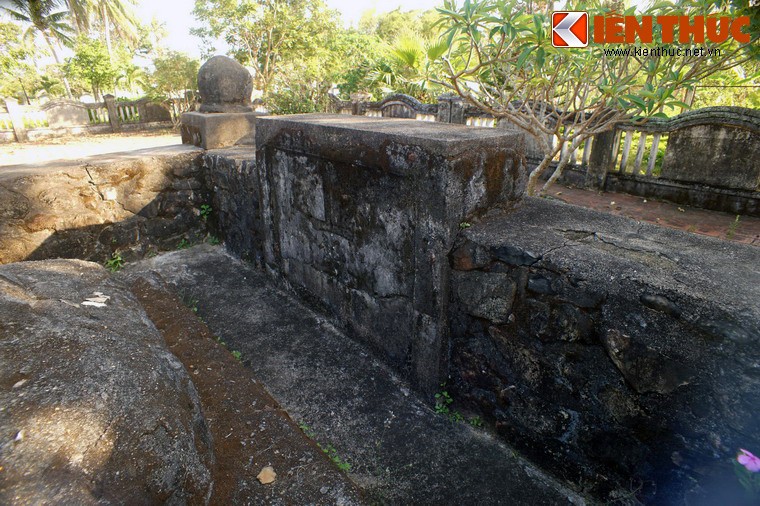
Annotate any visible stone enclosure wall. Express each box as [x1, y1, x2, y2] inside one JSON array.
[[1, 96, 175, 144], [0, 147, 209, 265], [196, 112, 760, 504], [449, 197, 760, 503], [331, 94, 760, 216], [207, 114, 526, 393]]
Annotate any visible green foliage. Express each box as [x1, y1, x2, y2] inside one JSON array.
[[435, 0, 758, 195], [141, 51, 199, 124], [146, 51, 199, 99], [200, 204, 212, 220], [182, 295, 200, 313], [64, 35, 118, 99], [231, 350, 242, 361], [734, 459, 760, 498], [206, 235, 221, 246], [193, 0, 338, 93], [434, 383, 483, 426], [0, 22, 40, 102], [177, 238, 190, 250], [104, 252, 124, 272]]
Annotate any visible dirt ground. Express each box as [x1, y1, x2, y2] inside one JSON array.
[[0, 129, 182, 166]]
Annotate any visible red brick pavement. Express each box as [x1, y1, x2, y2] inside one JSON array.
[[548, 184, 760, 247]]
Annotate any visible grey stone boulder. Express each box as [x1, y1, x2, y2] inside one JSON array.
[[0, 259, 214, 505], [197, 55, 254, 113]]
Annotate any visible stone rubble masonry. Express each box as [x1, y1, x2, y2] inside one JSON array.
[[0, 146, 208, 265], [205, 114, 527, 394], [448, 196, 760, 504]]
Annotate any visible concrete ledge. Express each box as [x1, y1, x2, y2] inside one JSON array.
[[180, 111, 262, 149]]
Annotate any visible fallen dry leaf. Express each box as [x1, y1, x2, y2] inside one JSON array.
[[257, 466, 276, 485]]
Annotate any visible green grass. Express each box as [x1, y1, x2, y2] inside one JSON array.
[[298, 422, 352, 472], [104, 252, 124, 272]]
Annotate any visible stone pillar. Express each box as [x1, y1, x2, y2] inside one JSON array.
[[136, 99, 147, 124], [5, 98, 28, 143], [350, 92, 371, 116], [436, 94, 467, 124], [585, 129, 616, 190], [103, 94, 121, 133]]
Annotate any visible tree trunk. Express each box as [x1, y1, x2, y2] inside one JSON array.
[[526, 154, 554, 196], [102, 4, 113, 60], [18, 78, 31, 105], [43, 34, 73, 99]]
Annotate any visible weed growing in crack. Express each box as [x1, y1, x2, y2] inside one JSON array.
[[200, 204, 212, 221], [177, 238, 191, 250], [105, 252, 124, 272], [206, 235, 220, 245], [298, 422, 352, 472], [230, 350, 242, 361], [434, 383, 482, 427], [180, 294, 199, 313], [727, 215, 741, 239]]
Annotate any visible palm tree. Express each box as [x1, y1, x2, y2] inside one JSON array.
[[1, 0, 74, 98], [64, 0, 139, 58]]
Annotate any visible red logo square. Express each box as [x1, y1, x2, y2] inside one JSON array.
[[552, 11, 589, 48]]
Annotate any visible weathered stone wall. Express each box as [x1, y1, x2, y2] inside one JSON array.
[[0, 146, 209, 264], [448, 197, 760, 504], [201, 115, 527, 393], [255, 115, 526, 393], [660, 115, 759, 191], [202, 147, 262, 263]]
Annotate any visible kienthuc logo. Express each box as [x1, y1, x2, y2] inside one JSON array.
[[551, 11, 751, 47], [552, 12, 589, 48]]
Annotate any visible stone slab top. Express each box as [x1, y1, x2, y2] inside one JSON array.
[[465, 197, 760, 323], [0, 144, 202, 181], [258, 114, 510, 141], [256, 114, 525, 168]]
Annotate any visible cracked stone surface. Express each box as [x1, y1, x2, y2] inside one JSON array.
[[0, 146, 207, 265], [448, 197, 760, 504], [0, 259, 214, 505], [123, 244, 587, 506]]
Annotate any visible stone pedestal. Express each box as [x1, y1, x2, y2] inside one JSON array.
[[180, 112, 260, 149]]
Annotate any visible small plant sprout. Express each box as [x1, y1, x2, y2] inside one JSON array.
[[298, 421, 351, 472], [181, 294, 199, 313], [434, 383, 469, 423], [177, 238, 190, 250], [727, 215, 741, 239], [207, 235, 221, 245], [231, 350, 242, 361], [459, 222, 471, 229], [105, 252, 124, 272], [200, 204, 212, 221]]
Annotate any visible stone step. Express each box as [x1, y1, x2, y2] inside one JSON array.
[[122, 245, 588, 505]]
